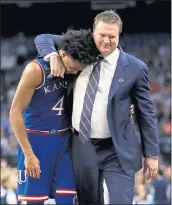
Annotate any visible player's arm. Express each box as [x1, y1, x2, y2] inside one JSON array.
[[9, 62, 42, 179], [34, 34, 65, 77], [129, 104, 135, 119]]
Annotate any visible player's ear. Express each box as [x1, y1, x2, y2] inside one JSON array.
[[59, 50, 67, 58]]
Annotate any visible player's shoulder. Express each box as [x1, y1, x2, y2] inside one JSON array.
[[22, 59, 43, 78]]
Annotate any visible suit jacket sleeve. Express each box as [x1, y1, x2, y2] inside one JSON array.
[[34, 34, 62, 57], [135, 64, 159, 157]]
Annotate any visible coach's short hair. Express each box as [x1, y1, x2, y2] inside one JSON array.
[[59, 29, 100, 65], [93, 10, 123, 34]]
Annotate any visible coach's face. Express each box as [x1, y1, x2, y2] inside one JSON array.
[[93, 21, 120, 57]]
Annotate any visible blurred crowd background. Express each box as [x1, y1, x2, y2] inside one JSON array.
[[1, 0, 171, 204]]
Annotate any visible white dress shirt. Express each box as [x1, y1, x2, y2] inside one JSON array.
[[44, 52, 58, 61], [72, 48, 120, 138]]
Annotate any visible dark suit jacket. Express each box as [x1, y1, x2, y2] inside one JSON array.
[[34, 34, 159, 175]]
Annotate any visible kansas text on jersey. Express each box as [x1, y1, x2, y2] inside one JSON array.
[[23, 58, 70, 131]]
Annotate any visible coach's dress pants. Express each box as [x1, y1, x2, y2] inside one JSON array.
[[71, 134, 135, 204]]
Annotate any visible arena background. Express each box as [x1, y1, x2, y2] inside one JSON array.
[[1, 0, 171, 204]]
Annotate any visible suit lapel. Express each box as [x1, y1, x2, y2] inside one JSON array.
[[66, 73, 79, 97], [108, 46, 128, 105]]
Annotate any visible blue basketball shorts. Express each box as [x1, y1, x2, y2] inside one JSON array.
[[17, 130, 77, 204]]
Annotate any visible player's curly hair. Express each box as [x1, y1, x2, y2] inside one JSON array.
[[59, 29, 100, 65]]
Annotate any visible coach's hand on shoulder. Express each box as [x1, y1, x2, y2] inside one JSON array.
[[24, 152, 41, 179], [50, 54, 65, 78]]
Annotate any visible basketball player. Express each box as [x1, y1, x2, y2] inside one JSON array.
[[9, 29, 99, 205]]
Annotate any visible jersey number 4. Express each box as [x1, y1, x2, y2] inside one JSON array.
[[52, 96, 64, 115]]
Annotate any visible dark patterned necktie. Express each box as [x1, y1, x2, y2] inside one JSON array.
[[79, 61, 101, 143]]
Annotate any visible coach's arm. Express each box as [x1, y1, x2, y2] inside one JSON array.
[[134, 63, 159, 180], [34, 34, 65, 77]]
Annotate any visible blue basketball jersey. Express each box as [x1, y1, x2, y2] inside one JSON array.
[[23, 58, 70, 130], [18, 58, 77, 203]]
